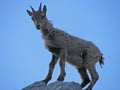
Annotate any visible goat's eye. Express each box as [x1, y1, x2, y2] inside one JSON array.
[[41, 14, 45, 19]]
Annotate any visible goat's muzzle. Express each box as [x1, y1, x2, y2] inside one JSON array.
[[36, 25, 40, 30]]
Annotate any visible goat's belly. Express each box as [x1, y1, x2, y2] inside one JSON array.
[[64, 48, 83, 67], [66, 55, 83, 68]]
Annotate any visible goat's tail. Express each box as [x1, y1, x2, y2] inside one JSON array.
[[99, 55, 104, 68]]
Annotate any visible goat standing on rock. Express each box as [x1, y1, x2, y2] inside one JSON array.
[[27, 3, 104, 90]]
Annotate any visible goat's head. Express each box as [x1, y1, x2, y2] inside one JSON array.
[[27, 3, 47, 30]]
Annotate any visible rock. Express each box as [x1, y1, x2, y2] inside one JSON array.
[[22, 81, 46, 90], [22, 81, 82, 90]]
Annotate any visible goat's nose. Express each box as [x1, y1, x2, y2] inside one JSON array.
[[36, 25, 40, 29]]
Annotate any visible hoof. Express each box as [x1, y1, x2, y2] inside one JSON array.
[[42, 80, 48, 84], [57, 77, 64, 81], [80, 78, 90, 88], [84, 87, 92, 90], [57, 73, 66, 81]]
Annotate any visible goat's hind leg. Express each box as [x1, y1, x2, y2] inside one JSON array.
[[85, 65, 99, 90], [43, 55, 59, 83], [77, 67, 90, 88]]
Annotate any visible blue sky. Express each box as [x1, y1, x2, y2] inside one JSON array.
[[0, 0, 120, 90]]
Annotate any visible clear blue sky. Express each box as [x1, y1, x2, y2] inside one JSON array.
[[0, 0, 120, 90]]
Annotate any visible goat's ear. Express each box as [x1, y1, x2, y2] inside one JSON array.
[[27, 10, 32, 16], [43, 5, 47, 13]]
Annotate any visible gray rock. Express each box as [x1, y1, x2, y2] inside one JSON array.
[[22, 81, 46, 90], [22, 81, 82, 90]]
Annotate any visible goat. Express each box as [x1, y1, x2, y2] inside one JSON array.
[[27, 3, 104, 90]]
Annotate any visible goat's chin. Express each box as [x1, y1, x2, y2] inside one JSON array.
[[36, 27, 41, 30], [37, 28, 40, 30]]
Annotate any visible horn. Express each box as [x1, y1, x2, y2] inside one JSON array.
[[30, 5, 35, 12], [39, 3, 42, 11]]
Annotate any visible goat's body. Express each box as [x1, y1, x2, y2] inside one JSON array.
[[41, 26, 102, 68], [40, 20, 104, 90]]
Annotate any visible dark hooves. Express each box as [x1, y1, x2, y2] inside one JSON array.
[[57, 77, 64, 81], [80, 78, 90, 88], [42, 80, 48, 84]]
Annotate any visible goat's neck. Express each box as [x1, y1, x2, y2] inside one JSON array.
[[40, 17, 54, 37]]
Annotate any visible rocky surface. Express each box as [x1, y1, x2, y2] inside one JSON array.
[[22, 81, 82, 90]]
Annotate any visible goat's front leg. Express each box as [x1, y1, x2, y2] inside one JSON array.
[[57, 52, 66, 81], [43, 54, 59, 83]]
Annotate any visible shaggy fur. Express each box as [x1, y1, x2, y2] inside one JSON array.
[[27, 3, 104, 90]]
